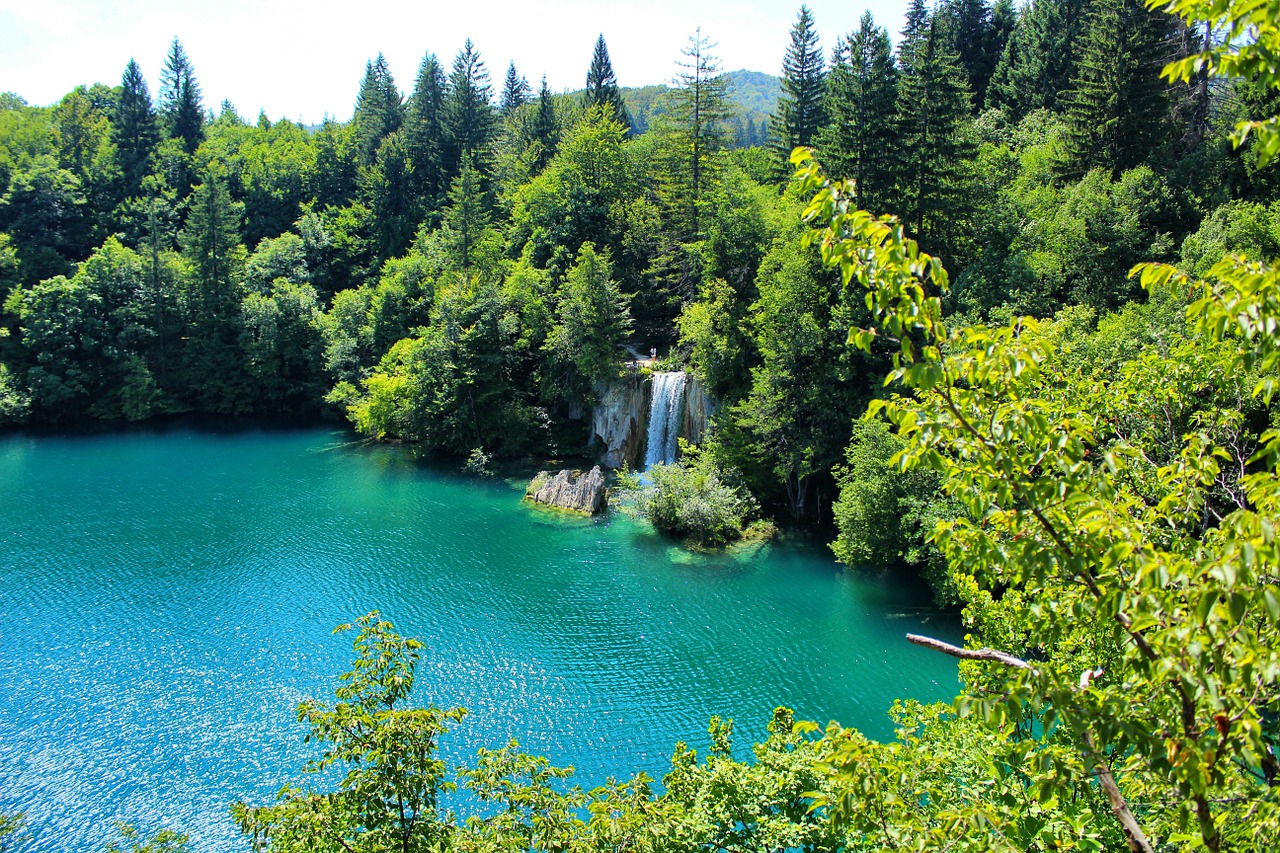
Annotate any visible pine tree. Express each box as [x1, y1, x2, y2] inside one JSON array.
[[986, 0, 1091, 120], [1062, 0, 1175, 175], [354, 54, 404, 168], [664, 28, 732, 240], [895, 12, 977, 252], [181, 163, 244, 320], [406, 52, 448, 207], [365, 131, 416, 265], [584, 35, 632, 131], [178, 162, 246, 408], [816, 12, 899, 213], [773, 5, 828, 158], [112, 59, 159, 200], [443, 40, 496, 178], [939, 0, 998, 111], [501, 62, 531, 115], [159, 38, 205, 155], [441, 155, 490, 273], [530, 76, 560, 173]]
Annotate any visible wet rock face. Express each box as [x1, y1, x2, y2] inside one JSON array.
[[591, 375, 647, 469], [525, 466, 608, 515]]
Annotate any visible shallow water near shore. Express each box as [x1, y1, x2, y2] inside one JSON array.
[[0, 423, 959, 851]]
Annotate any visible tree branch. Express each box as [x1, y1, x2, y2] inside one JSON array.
[[905, 634, 1036, 672], [908, 634, 1155, 853]]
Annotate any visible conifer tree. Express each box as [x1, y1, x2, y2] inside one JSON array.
[[181, 163, 244, 321], [354, 54, 404, 168], [986, 0, 1091, 120], [178, 162, 246, 408], [159, 38, 205, 155], [112, 59, 159, 200], [664, 28, 731, 240], [530, 76, 560, 173], [939, 0, 1000, 111], [406, 52, 449, 206], [365, 131, 416, 265], [773, 5, 828, 158], [1062, 0, 1174, 175], [441, 155, 490, 273], [443, 40, 496, 177], [816, 12, 898, 213], [895, 11, 976, 252], [500, 62, 531, 115], [583, 35, 631, 131]]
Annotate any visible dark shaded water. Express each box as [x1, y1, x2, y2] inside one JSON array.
[[0, 425, 959, 851]]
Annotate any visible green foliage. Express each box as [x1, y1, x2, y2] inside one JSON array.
[[541, 242, 631, 408], [583, 35, 631, 131], [616, 442, 758, 547], [1062, 0, 1175, 176], [832, 418, 958, 601], [728, 231, 865, 520], [1158, 0, 1280, 166], [160, 39, 205, 159], [794, 10, 1280, 823], [772, 5, 827, 159], [113, 59, 160, 201], [0, 154, 90, 284], [103, 823, 190, 853], [353, 54, 403, 169], [1180, 199, 1280, 277], [444, 40, 496, 177], [656, 29, 732, 242], [816, 12, 898, 214], [893, 8, 977, 255], [235, 612, 466, 853], [987, 0, 1091, 120], [0, 811, 25, 852]]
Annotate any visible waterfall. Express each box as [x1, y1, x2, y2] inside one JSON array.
[[644, 371, 688, 468]]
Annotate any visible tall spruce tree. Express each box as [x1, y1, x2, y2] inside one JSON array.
[[986, 0, 1092, 120], [530, 76, 560, 173], [895, 9, 977, 252], [939, 0, 1001, 111], [178, 162, 246, 408], [353, 54, 404, 168], [159, 38, 205, 155], [441, 155, 490, 273], [443, 40, 496, 178], [583, 35, 631, 131], [365, 131, 416, 265], [1062, 0, 1175, 175], [773, 5, 828, 158], [112, 59, 159, 200], [664, 28, 732, 240], [816, 12, 899, 213], [406, 52, 449, 210], [500, 62, 531, 115]]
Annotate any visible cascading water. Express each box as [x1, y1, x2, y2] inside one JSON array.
[[643, 371, 688, 468]]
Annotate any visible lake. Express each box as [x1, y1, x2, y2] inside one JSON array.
[[0, 423, 959, 851]]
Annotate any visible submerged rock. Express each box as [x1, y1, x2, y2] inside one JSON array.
[[525, 466, 608, 515]]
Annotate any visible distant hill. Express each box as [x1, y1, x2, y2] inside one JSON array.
[[568, 69, 781, 148]]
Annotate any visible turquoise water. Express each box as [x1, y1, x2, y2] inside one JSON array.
[[0, 424, 959, 852]]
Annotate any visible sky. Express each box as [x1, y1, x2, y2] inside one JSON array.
[[0, 0, 912, 125]]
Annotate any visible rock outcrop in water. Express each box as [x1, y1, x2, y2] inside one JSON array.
[[525, 466, 608, 514]]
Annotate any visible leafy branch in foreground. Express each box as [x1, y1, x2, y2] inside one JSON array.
[[792, 9, 1280, 835]]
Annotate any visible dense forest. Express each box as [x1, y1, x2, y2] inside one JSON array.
[[3, 0, 1280, 847], [1, 0, 1276, 544]]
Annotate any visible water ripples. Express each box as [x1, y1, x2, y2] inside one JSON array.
[[0, 426, 959, 852]]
